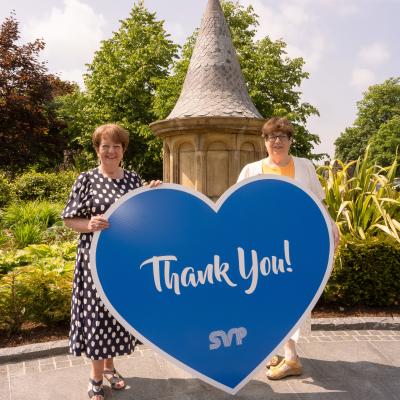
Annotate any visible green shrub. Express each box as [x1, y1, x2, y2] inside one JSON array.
[[2, 201, 62, 229], [2, 201, 63, 248], [0, 173, 13, 208], [0, 231, 10, 248], [11, 224, 43, 249], [323, 237, 400, 307], [42, 224, 78, 245], [0, 243, 75, 333], [13, 171, 77, 203]]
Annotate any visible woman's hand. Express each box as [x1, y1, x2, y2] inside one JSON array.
[[88, 215, 110, 232], [147, 180, 163, 188]]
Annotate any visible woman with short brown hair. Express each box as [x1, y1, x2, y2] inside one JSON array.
[[63, 124, 160, 399]]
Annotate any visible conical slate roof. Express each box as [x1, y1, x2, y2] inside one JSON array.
[[167, 0, 262, 120]]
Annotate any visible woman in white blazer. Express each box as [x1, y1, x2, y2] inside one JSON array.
[[238, 117, 339, 380]]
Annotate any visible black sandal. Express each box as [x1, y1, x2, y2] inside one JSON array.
[[88, 378, 104, 399], [103, 368, 126, 390]]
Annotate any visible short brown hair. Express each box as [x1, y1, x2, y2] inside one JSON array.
[[261, 117, 294, 139], [92, 124, 129, 152]]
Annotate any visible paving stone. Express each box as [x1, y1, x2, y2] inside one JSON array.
[[293, 377, 397, 400], [7, 363, 24, 378], [55, 360, 71, 369], [299, 341, 394, 381], [54, 355, 69, 361], [71, 358, 86, 366], [39, 364, 56, 372], [7, 362, 24, 372], [38, 357, 54, 365], [0, 374, 10, 400], [369, 341, 400, 368], [25, 365, 41, 375], [9, 364, 90, 400]]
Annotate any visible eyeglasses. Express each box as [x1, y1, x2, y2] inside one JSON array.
[[265, 134, 289, 142]]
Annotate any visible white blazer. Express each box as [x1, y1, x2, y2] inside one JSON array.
[[237, 156, 325, 201]]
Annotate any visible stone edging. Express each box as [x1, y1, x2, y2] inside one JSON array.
[[1, 317, 399, 365], [0, 339, 69, 365], [311, 316, 400, 331]]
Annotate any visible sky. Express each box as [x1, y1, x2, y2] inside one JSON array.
[[1, 0, 399, 158]]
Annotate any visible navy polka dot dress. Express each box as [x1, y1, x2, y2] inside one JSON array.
[[62, 167, 142, 359]]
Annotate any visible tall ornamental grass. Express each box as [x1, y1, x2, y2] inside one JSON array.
[[1, 201, 63, 248], [318, 147, 400, 242]]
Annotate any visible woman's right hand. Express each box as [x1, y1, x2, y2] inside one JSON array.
[[88, 215, 110, 232]]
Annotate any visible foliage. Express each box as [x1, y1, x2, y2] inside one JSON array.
[[153, 0, 321, 159], [2, 201, 63, 248], [369, 116, 400, 168], [12, 171, 77, 203], [319, 146, 400, 242], [54, 86, 98, 171], [335, 77, 400, 162], [0, 243, 75, 333], [56, 4, 179, 180], [42, 224, 78, 245], [0, 230, 10, 248], [0, 14, 74, 174], [2, 201, 62, 229], [10, 224, 44, 249], [0, 173, 14, 208], [323, 237, 400, 307]]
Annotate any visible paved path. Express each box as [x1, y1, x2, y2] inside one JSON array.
[[1, 318, 400, 400]]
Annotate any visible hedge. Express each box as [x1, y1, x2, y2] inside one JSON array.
[[13, 171, 78, 203], [323, 237, 400, 307], [0, 243, 75, 334]]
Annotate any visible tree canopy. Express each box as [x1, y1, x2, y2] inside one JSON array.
[[154, 0, 321, 160], [369, 115, 400, 168], [59, 4, 179, 179], [335, 77, 400, 165], [0, 14, 73, 174], [55, 1, 324, 178]]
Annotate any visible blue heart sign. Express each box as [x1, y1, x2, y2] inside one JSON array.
[[90, 176, 333, 394]]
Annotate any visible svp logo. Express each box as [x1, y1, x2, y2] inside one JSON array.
[[209, 327, 248, 350]]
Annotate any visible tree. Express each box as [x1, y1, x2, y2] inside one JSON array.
[[0, 14, 73, 174], [154, 1, 321, 160], [335, 77, 400, 162], [53, 85, 96, 170], [79, 3, 178, 179], [369, 116, 400, 168]]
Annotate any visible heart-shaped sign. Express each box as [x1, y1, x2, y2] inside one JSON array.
[[90, 176, 333, 394]]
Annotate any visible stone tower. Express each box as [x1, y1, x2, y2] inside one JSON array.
[[150, 0, 265, 200]]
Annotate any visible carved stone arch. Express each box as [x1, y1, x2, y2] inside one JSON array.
[[178, 141, 196, 189], [240, 141, 257, 170], [206, 141, 229, 200], [206, 140, 229, 151]]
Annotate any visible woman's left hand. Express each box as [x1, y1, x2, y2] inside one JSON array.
[[147, 180, 162, 188]]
